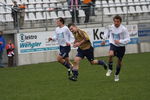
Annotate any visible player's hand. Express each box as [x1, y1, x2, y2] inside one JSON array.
[[114, 40, 120, 44], [66, 42, 71, 46], [73, 42, 80, 48], [101, 41, 106, 45], [48, 37, 52, 41]]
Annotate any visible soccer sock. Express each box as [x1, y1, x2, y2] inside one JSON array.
[[72, 69, 79, 77], [115, 65, 121, 75], [63, 61, 71, 69], [98, 60, 105, 65], [108, 62, 113, 70]]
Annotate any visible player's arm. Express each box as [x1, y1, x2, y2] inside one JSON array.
[[119, 29, 131, 45], [101, 27, 110, 45], [74, 31, 89, 47], [65, 28, 75, 46]]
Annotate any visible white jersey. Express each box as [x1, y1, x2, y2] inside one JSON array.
[[104, 24, 130, 47], [52, 25, 74, 46]]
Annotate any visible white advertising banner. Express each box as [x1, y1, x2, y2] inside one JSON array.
[[17, 25, 139, 54]]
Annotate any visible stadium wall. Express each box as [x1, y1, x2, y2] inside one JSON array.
[[12, 24, 149, 66]]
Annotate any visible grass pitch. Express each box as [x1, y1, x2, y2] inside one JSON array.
[[0, 52, 150, 100]]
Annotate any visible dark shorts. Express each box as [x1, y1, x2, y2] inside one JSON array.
[[110, 43, 125, 61], [59, 46, 71, 58], [76, 46, 94, 61]]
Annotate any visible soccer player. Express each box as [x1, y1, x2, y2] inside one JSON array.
[[68, 23, 107, 81], [48, 17, 74, 77], [101, 15, 130, 81]]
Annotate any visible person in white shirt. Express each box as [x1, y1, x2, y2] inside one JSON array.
[[49, 17, 74, 77], [101, 15, 130, 82]]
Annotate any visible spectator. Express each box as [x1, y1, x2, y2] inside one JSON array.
[[91, 0, 96, 16], [69, 0, 81, 23], [6, 40, 15, 67], [82, 0, 93, 23], [11, 1, 19, 29], [19, 3, 26, 29], [0, 31, 6, 68]]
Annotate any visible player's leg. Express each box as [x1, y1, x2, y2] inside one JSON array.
[[85, 46, 107, 69], [57, 46, 72, 73], [69, 48, 84, 81], [106, 44, 116, 76], [69, 56, 82, 81], [114, 46, 125, 81]]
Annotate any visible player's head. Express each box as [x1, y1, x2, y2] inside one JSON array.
[[56, 17, 65, 27], [68, 23, 78, 33], [113, 15, 122, 28]]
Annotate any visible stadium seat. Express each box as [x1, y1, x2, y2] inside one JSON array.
[[136, 6, 143, 13], [102, 1, 108, 7], [134, 0, 140, 5], [115, 0, 121, 6], [123, 6, 128, 13], [43, 3, 49, 10], [0, 6, 6, 14], [36, 12, 44, 20], [110, 7, 116, 15], [116, 7, 124, 14], [108, 0, 115, 7], [103, 8, 110, 15], [63, 2, 68, 10], [0, 15, 5, 22], [6, 0, 13, 5], [25, 13, 29, 20], [128, 0, 134, 5], [79, 9, 85, 17], [95, 1, 101, 8], [50, 3, 56, 9], [128, 6, 136, 14], [28, 0, 36, 4], [50, 11, 58, 19], [50, 0, 58, 3], [5, 14, 13, 22], [43, 0, 50, 3], [142, 5, 149, 12], [35, 0, 43, 4], [140, 0, 147, 5], [27, 4, 35, 12], [0, 0, 6, 4], [56, 3, 63, 9], [28, 12, 36, 20], [64, 10, 71, 18], [35, 4, 43, 11], [58, 11, 65, 18], [43, 12, 51, 19], [121, 0, 127, 6]]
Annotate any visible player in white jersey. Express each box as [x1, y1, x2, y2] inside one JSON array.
[[101, 15, 130, 81], [49, 17, 74, 77]]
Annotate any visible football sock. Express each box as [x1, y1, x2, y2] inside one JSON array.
[[108, 62, 113, 70], [63, 61, 70, 69], [98, 60, 105, 65], [115, 65, 121, 75], [72, 69, 79, 77]]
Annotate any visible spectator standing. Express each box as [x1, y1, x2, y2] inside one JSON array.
[[0, 31, 6, 68], [69, 0, 81, 23], [19, 3, 26, 29], [11, 1, 19, 29], [6, 40, 15, 67], [82, 0, 93, 23]]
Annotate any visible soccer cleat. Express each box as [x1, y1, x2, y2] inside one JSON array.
[[67, 68, 72, 77], [114, 75, 119, 82], [103, 61, 108, 70], [69, 76, 77, 81], [106, 69, 112, 76]]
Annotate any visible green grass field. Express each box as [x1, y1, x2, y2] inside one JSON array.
[[0, 52, 150, 100]]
